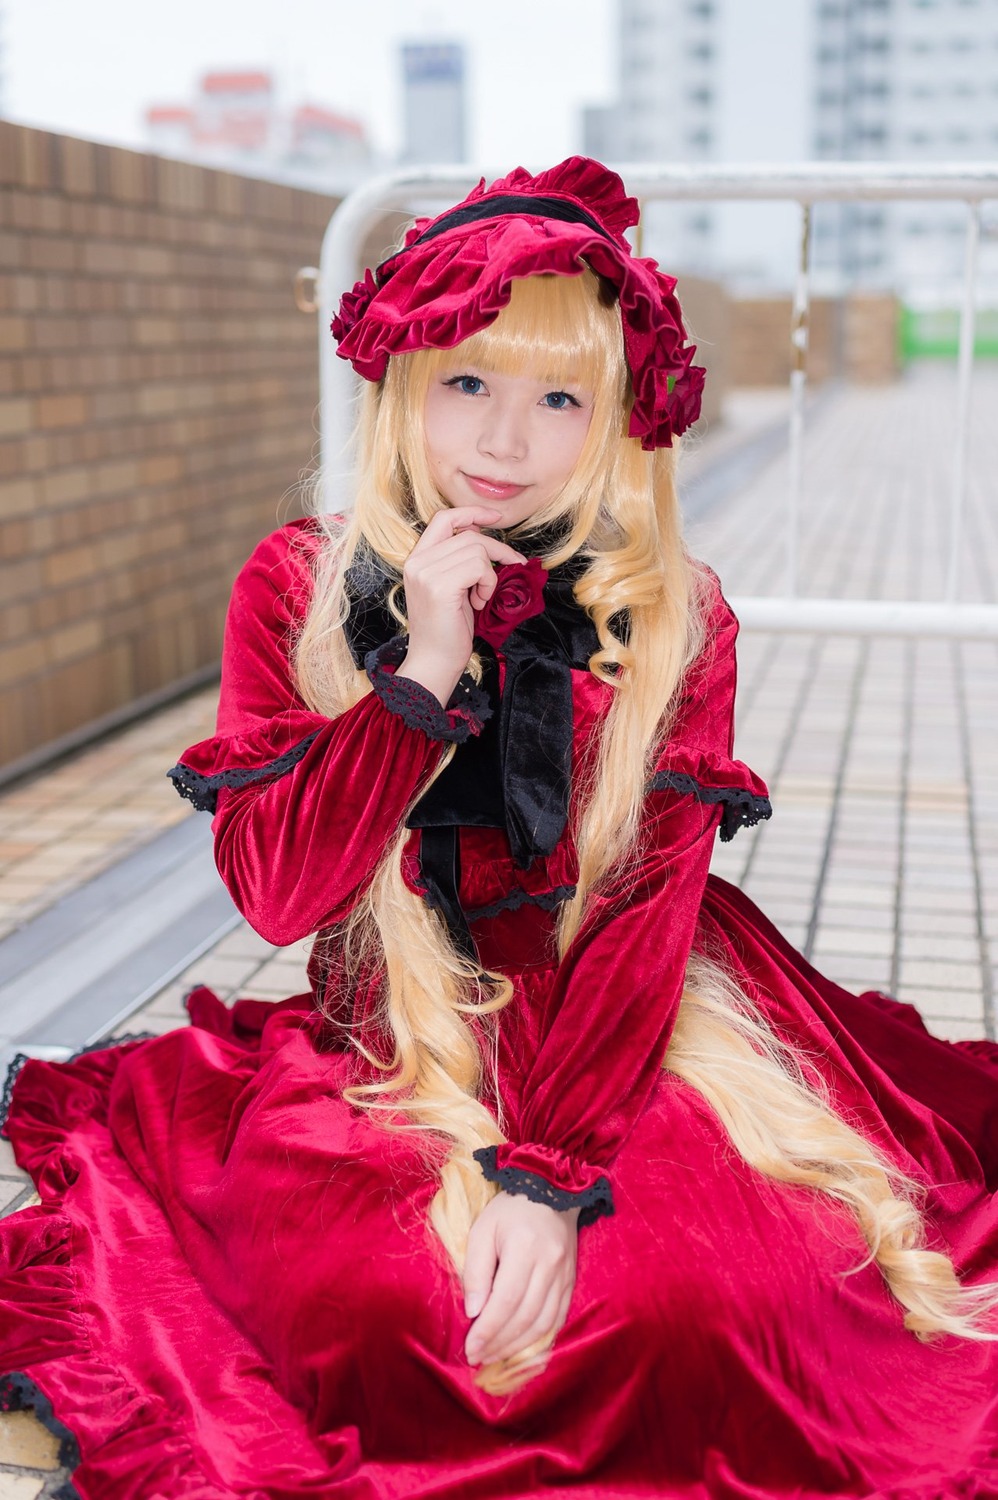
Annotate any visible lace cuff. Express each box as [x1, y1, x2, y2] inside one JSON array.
[[473, 1145, 615, 1230], [364, 637, 492, 745], [648, 770, 772, 843]]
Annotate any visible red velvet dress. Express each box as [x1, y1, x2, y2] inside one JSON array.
[[1, 520, 996, 1500]]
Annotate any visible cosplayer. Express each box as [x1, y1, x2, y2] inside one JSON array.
[[1, 157, 996, 1498]]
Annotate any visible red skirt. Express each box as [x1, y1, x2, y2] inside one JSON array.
[[2, 877, 996, 1499]]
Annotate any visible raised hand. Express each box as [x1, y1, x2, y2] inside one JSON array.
[[396, 506, 527, 707]]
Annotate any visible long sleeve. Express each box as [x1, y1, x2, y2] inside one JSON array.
[[477, 587, 772, 1224], [167, 522, 487, 947]]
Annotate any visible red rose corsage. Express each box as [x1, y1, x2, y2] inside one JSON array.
[[472, 557, 549, 649]]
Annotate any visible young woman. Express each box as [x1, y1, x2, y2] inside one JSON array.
[[1, 157, 996, 1499]]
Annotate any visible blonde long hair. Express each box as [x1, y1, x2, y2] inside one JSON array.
[[294, 269, 996, 1395]]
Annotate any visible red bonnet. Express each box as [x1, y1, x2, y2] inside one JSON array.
[[330, 156, 705, 450]]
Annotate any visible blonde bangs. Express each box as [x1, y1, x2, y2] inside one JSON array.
[[418, 268, 628, 411]]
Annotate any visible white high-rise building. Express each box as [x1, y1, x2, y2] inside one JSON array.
[[401, 43, 467, 165], [812, 0, 998, 297], [584, 0, 721, 274]]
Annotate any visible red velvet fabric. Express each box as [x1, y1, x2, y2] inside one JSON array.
[[331, 157, 706, 451], [1, 520, 996, 1498]]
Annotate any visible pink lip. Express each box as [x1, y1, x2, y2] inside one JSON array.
[[462, 473, 528, 501]]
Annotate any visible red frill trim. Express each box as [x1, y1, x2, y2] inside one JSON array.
[[0, 1024, 355, 1497], [494, 1140, 607, 1198], [331, 156, 705, 450]]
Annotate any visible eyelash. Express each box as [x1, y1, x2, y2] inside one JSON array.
[[442, 375, 582, 410]]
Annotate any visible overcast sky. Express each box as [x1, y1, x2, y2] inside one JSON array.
[[2, 0, 810, 164], [1, 0, 812, 283]]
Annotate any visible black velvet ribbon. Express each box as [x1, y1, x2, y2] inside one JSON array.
[[343, 535, 624, 960]]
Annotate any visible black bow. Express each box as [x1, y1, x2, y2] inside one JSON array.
[[343, 536, 625, 960]]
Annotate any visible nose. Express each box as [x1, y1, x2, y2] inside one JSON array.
[[478, 396, 528, 464]]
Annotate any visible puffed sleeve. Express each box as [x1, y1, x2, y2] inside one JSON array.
[[166, 521, 490, 947], [474, 577, 772, 1227]]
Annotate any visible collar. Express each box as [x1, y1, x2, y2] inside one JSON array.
[[343, 535, 625, 957]]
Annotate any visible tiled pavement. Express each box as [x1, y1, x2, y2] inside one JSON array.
[[0, 366, 996, 1496]]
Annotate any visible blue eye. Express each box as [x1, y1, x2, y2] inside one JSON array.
[[444, 375, 484, 396], [543, 391, 581, 410]]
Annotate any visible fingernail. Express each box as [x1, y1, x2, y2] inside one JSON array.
[[465, 1292, 485, 1318], [466, 1341, 482, 1364]]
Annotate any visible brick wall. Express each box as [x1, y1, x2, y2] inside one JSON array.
[[0, 123, 336, 775], [729, 293, 900, 387]]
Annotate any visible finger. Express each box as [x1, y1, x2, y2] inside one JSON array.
[[462, 1217, 499, 1324], [420, 505, 503, 540], [480, 535, 532, 565], [405, 537, 526, 589], [467, 1259, 547, 1365], [485, 1275, 564, 1365], [412, 532, 528, 572]]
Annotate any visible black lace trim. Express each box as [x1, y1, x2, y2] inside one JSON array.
[[365, 637, 493, 745], [473, 1145, 615, 1230], [0, 1053, 29, 1140], [166, 730, 323, 814], [1, 1032, 158, 1140], [647, 770, 773, 843], [1, 1372, 81, 1495], [465, 883, 577, 924]]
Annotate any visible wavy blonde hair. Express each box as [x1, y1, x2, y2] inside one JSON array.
[[293, 270, 997, 1395]]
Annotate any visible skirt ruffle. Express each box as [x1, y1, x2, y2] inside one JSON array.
[[1, 936, 996, 1498]]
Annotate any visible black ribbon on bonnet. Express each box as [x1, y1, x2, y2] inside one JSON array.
[[342, 538, 622, 961]]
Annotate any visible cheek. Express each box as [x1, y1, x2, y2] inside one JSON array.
[[423, 396, 472, 470], [548, 412, 593, 477]]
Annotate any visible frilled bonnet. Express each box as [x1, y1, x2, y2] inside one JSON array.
[[330, 156, 705, 451]]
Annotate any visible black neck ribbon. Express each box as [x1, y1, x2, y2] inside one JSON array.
[[343, 538, 622, 961]]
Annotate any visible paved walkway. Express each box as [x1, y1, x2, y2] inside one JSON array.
[[1, 366, 996, 1497]]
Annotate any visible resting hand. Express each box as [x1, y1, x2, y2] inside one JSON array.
[[462, 1189, 580, 1372]]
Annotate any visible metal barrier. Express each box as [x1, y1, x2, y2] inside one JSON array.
[[316, 163, 998, 639]]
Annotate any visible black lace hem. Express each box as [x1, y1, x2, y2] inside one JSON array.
[[0, 1372, 81, 1496], [473, 1145, 615, 1230], [167, 730, 323, 814], [365, 636, 493, 744], [1, 1032, 158, 1140], [0, 1053, 29, 1140], [464, 883, 577, 924], [647, 770, 773, 843]]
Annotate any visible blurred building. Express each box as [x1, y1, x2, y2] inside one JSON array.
[[146, 72, 372, 195], [583, 0, 720, 273], [812, 0, 998, 298], [401, 43, 467, 164]]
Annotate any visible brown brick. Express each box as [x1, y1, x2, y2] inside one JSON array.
[[108, 147, 155, 205], [0, 554, 43, 602], [0, 633, 46, 686], [0, 232, 23, 270], [58, 134, 99, 197], [134, 317, 178, 347], [95, 532, 142, 569], [0, 476, 36, 519], [40, 466, 92, 506], [48, 616, 103, 663], [25, 233, 78, 273], [0, 316, 29, 351], [0, 397, 31, 435], [17, 126, 55, 190], [34, 392, 88, 429], [44, 542, 98, 586], [138, 452, 184, 485]]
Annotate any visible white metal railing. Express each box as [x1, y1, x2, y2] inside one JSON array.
[[314, 162, 998, 640]]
